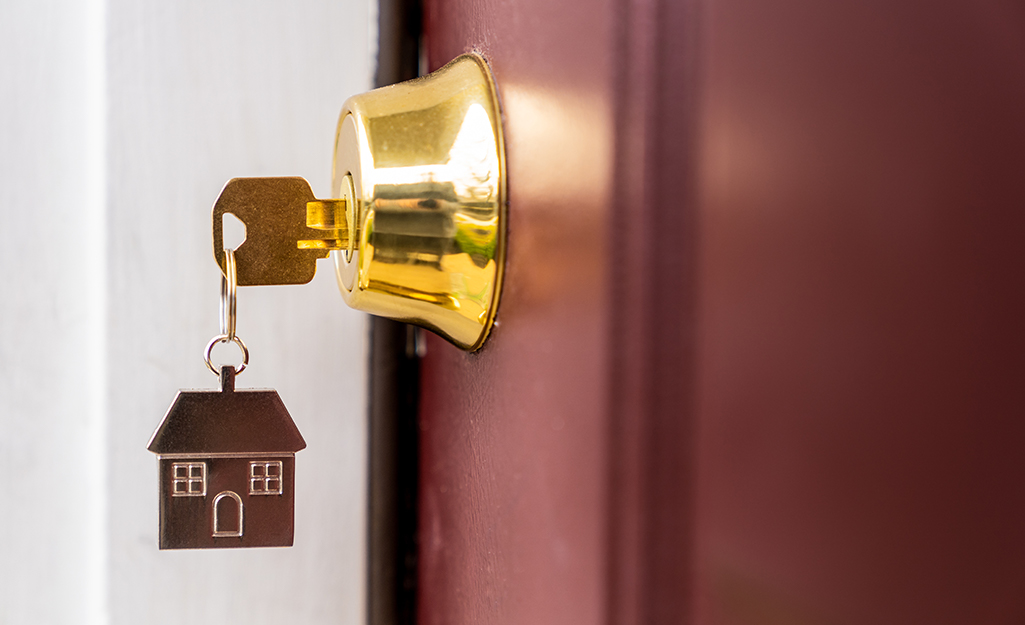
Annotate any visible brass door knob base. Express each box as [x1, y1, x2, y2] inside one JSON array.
[[330, 54, 507, 351]]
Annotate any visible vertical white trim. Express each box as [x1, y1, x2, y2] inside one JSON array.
[[367, 0, 379, 87], [84, 0, 108, 622]]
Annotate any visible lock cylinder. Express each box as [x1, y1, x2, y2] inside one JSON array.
[[323, 54, 507, 351]]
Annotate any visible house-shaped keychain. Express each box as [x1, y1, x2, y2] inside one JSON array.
[[147, 366, 306, 549]]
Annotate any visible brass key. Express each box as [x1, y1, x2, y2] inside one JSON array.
[[212, 177, 348, 286]]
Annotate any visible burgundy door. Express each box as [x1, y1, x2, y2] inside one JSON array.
[[414, 1, 1025, 624], [416, 0, 694, 622]]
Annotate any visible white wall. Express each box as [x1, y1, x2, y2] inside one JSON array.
[[0, 2, 373, 623]]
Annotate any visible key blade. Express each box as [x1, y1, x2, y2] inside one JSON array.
[[212, 177, 330, 286]]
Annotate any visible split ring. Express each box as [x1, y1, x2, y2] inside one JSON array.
[[219, 249, 237, 340], [204, 333, 249, 375]]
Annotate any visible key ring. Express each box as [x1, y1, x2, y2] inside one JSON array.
[[220, 249, 237, 340], [205, 249, 249, 374]]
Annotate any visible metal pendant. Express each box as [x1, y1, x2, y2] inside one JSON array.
[[147, 366, 306, 549]]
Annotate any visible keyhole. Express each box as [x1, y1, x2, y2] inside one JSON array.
[[222, 212, 247, 251]]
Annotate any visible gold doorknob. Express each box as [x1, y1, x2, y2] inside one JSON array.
[[324, 54, 506, 351]]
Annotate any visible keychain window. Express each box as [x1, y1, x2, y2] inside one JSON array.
[[171, 462, 207, 497], [249, 461, 283, 495]]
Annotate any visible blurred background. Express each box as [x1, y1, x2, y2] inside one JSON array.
[[0, 1, 374, 623]]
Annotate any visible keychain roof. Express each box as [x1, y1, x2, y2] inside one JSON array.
[[147, 366, 306, 455]]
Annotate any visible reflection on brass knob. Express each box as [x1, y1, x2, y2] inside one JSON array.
[[328, 54, 506, 351]]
